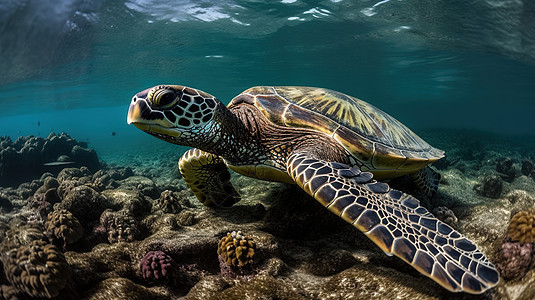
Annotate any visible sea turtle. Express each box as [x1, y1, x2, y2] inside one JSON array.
[[127, 85, 499, 294]]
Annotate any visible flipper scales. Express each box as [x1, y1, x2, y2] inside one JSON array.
[[287, 152, 499, 294], [178, 148, 240, 207]]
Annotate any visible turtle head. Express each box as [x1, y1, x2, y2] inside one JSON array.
[[127, 85, 222, 146]]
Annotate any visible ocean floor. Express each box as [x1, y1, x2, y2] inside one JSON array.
[[1, 129, 535, 299]]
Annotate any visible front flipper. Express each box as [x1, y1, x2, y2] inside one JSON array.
[[287, 152, 499, 294], [178, 148, 240, 207]]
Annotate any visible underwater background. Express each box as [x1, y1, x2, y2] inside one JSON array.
[[1, 0, 535, 299], [1, 0, 535, 159]]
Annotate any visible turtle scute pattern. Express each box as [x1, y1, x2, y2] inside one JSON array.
[[286, 152, 499, 294], [268, 86, 436, 153]]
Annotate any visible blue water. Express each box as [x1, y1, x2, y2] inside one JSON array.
[[1, 0, 535, 161]]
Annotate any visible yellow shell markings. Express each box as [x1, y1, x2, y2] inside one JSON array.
[[234, 86, 443, 177], [273, 86, 433, 152]]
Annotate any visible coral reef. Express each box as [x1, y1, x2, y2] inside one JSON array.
[[157, 190, 182, 213], [217, 231, 257, 273], [118, 176, 160, 199], [59, 185, 107, 225], [2, 240, 72, 298], [432, 206, 458, 228], [0, 193, 13, 213], [44, 208, 83, 248], [0, 224, 46, 254], [0, 133, 100, 187], [176, 210, 196, 226], [2, 129, 535, 299], [496, 241, 533, 281], [100, 210, 139, 243], [140, 250, 176, 282], [496, 157, 517, 182], [507, 209, 535, 243], [101, 189, 151, 218], [474, 173, 503, 198]]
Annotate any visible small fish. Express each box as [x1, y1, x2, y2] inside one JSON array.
[[43, 161, 75, 166], [37, 121, 40, 127], [112, 131, 116, 136]]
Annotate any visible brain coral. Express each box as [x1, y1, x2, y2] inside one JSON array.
[[507, 209, 535, 243], [217, 231, 257, 268], [0, 225, 46, 254], [3, 240, 72, 298], [140, 250, 176, 281], [44, 209, 83, 248]]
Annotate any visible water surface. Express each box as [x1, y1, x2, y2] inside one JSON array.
[[1, 0, 534, 159]]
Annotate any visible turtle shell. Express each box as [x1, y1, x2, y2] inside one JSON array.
[[229, 86, 444, 179]]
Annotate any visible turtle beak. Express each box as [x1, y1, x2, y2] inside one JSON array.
[[127, 92, 182, 137], [127, 89, 150, 125], [126, 99, 141, 125]]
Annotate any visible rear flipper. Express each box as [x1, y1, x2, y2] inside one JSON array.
[[287, 152, 498, 294], [178, 148, 240, 207], [411, 166, 441, 198]]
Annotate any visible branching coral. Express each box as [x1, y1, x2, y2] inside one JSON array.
[[44, 209, 83, 248], [139, 250, 176, 281], [217, 231, 257, 268], [507, 209, 535, 243], [3, 240, 71, 298]]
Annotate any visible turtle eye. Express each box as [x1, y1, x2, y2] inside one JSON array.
[[152, 88, 179, 109]]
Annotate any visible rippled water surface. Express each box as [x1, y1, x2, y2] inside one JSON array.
[[1, 0, 534, 157]]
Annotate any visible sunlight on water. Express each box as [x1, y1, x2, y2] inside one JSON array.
[[0, 0, 534, 157]]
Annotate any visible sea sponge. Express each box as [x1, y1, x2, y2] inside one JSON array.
[[157, 190, 182, 213], [139, 250, 176, 281], [507, 209, 535, 243], [474, 173, 503, 198], [44, 209, 83, 248], [217, 231, 257, 268], [3, 240, 72, 298], [496, 241, 533, 280], [433, 206, 458, 228]]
